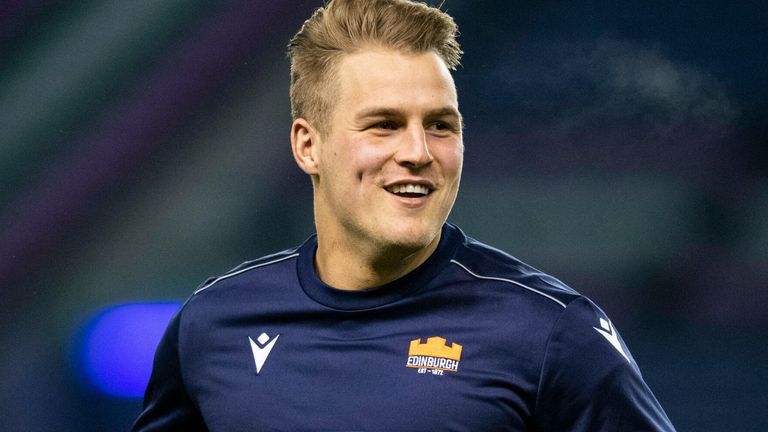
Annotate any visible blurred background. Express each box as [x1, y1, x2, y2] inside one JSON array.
[[1, 0, 766, 430]]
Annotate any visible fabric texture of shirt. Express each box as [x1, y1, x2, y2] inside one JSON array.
[[133, 224, 675, 431]]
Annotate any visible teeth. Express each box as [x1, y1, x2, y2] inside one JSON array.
[[387, 184, 430, 195]]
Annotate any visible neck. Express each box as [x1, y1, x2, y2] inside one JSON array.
[[314, 230, 441, 291]]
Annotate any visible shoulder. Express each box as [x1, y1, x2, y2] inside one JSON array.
[[172, 245, 303, 337], [173, 244, 303, 322], [448, 229, 627, 360], [191, 246, 302, 297], [448, 227, 582, 311]]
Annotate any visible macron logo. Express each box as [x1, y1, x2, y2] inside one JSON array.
[[248, 332, 279, 374], [593, 318, 630, 363]]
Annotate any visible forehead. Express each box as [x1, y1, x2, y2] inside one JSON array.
[[333, 48, 458, 115]]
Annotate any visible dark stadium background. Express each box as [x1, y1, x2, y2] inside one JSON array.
[[1, 1, 765, 430]]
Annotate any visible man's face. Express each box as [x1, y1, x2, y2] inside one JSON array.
[[312, 48, 463, 253]]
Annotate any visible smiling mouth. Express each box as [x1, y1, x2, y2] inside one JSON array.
[[385, 183, 432, 198]]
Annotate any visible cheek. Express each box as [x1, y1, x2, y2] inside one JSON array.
[[347, 142, 390, 179], [437, 143, 464, 179]]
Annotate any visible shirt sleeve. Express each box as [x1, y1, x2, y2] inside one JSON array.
[[533, 296, 675, 431], [131, 308, 208, 431]]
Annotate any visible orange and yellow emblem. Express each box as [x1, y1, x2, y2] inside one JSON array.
[[406, 336, 462, 373]]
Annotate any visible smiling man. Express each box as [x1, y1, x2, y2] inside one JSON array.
[[133, 1, 675, 431], [292, 47, 463, 292]]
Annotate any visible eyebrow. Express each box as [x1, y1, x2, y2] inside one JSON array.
[[356, 107, 463, 126], [355, 108, 401, 120], [428, 108, 464, 130]]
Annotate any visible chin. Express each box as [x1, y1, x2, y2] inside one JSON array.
[[379, 221, 440, 252]]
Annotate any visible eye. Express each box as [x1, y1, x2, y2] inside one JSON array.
[[428, 121, 457, 134], [373, 120, 398, 130]]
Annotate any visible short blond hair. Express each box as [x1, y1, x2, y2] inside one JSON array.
[[287, 0, 462, 133]]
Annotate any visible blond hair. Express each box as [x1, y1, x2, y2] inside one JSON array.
[[287, 0, 462, 133]]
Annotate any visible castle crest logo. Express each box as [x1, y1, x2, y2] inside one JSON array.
[[405, 336, 462, 375]]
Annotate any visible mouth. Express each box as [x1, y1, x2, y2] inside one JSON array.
[[385, 183, 433, 198]]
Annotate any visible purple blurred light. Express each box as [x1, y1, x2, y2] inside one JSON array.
[[80, 302, 180, 398]]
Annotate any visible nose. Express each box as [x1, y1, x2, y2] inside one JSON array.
[[394, 126, 434, 168]]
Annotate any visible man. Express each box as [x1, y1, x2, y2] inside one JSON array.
[[134, 0, 676, 430]]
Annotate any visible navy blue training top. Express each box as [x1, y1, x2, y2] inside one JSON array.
[[133, 224, 675, 431]]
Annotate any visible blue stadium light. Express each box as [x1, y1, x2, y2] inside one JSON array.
[[77, 302, 181, 398]]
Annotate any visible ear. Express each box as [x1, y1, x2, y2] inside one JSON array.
[[291, 118, 320, 175]]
